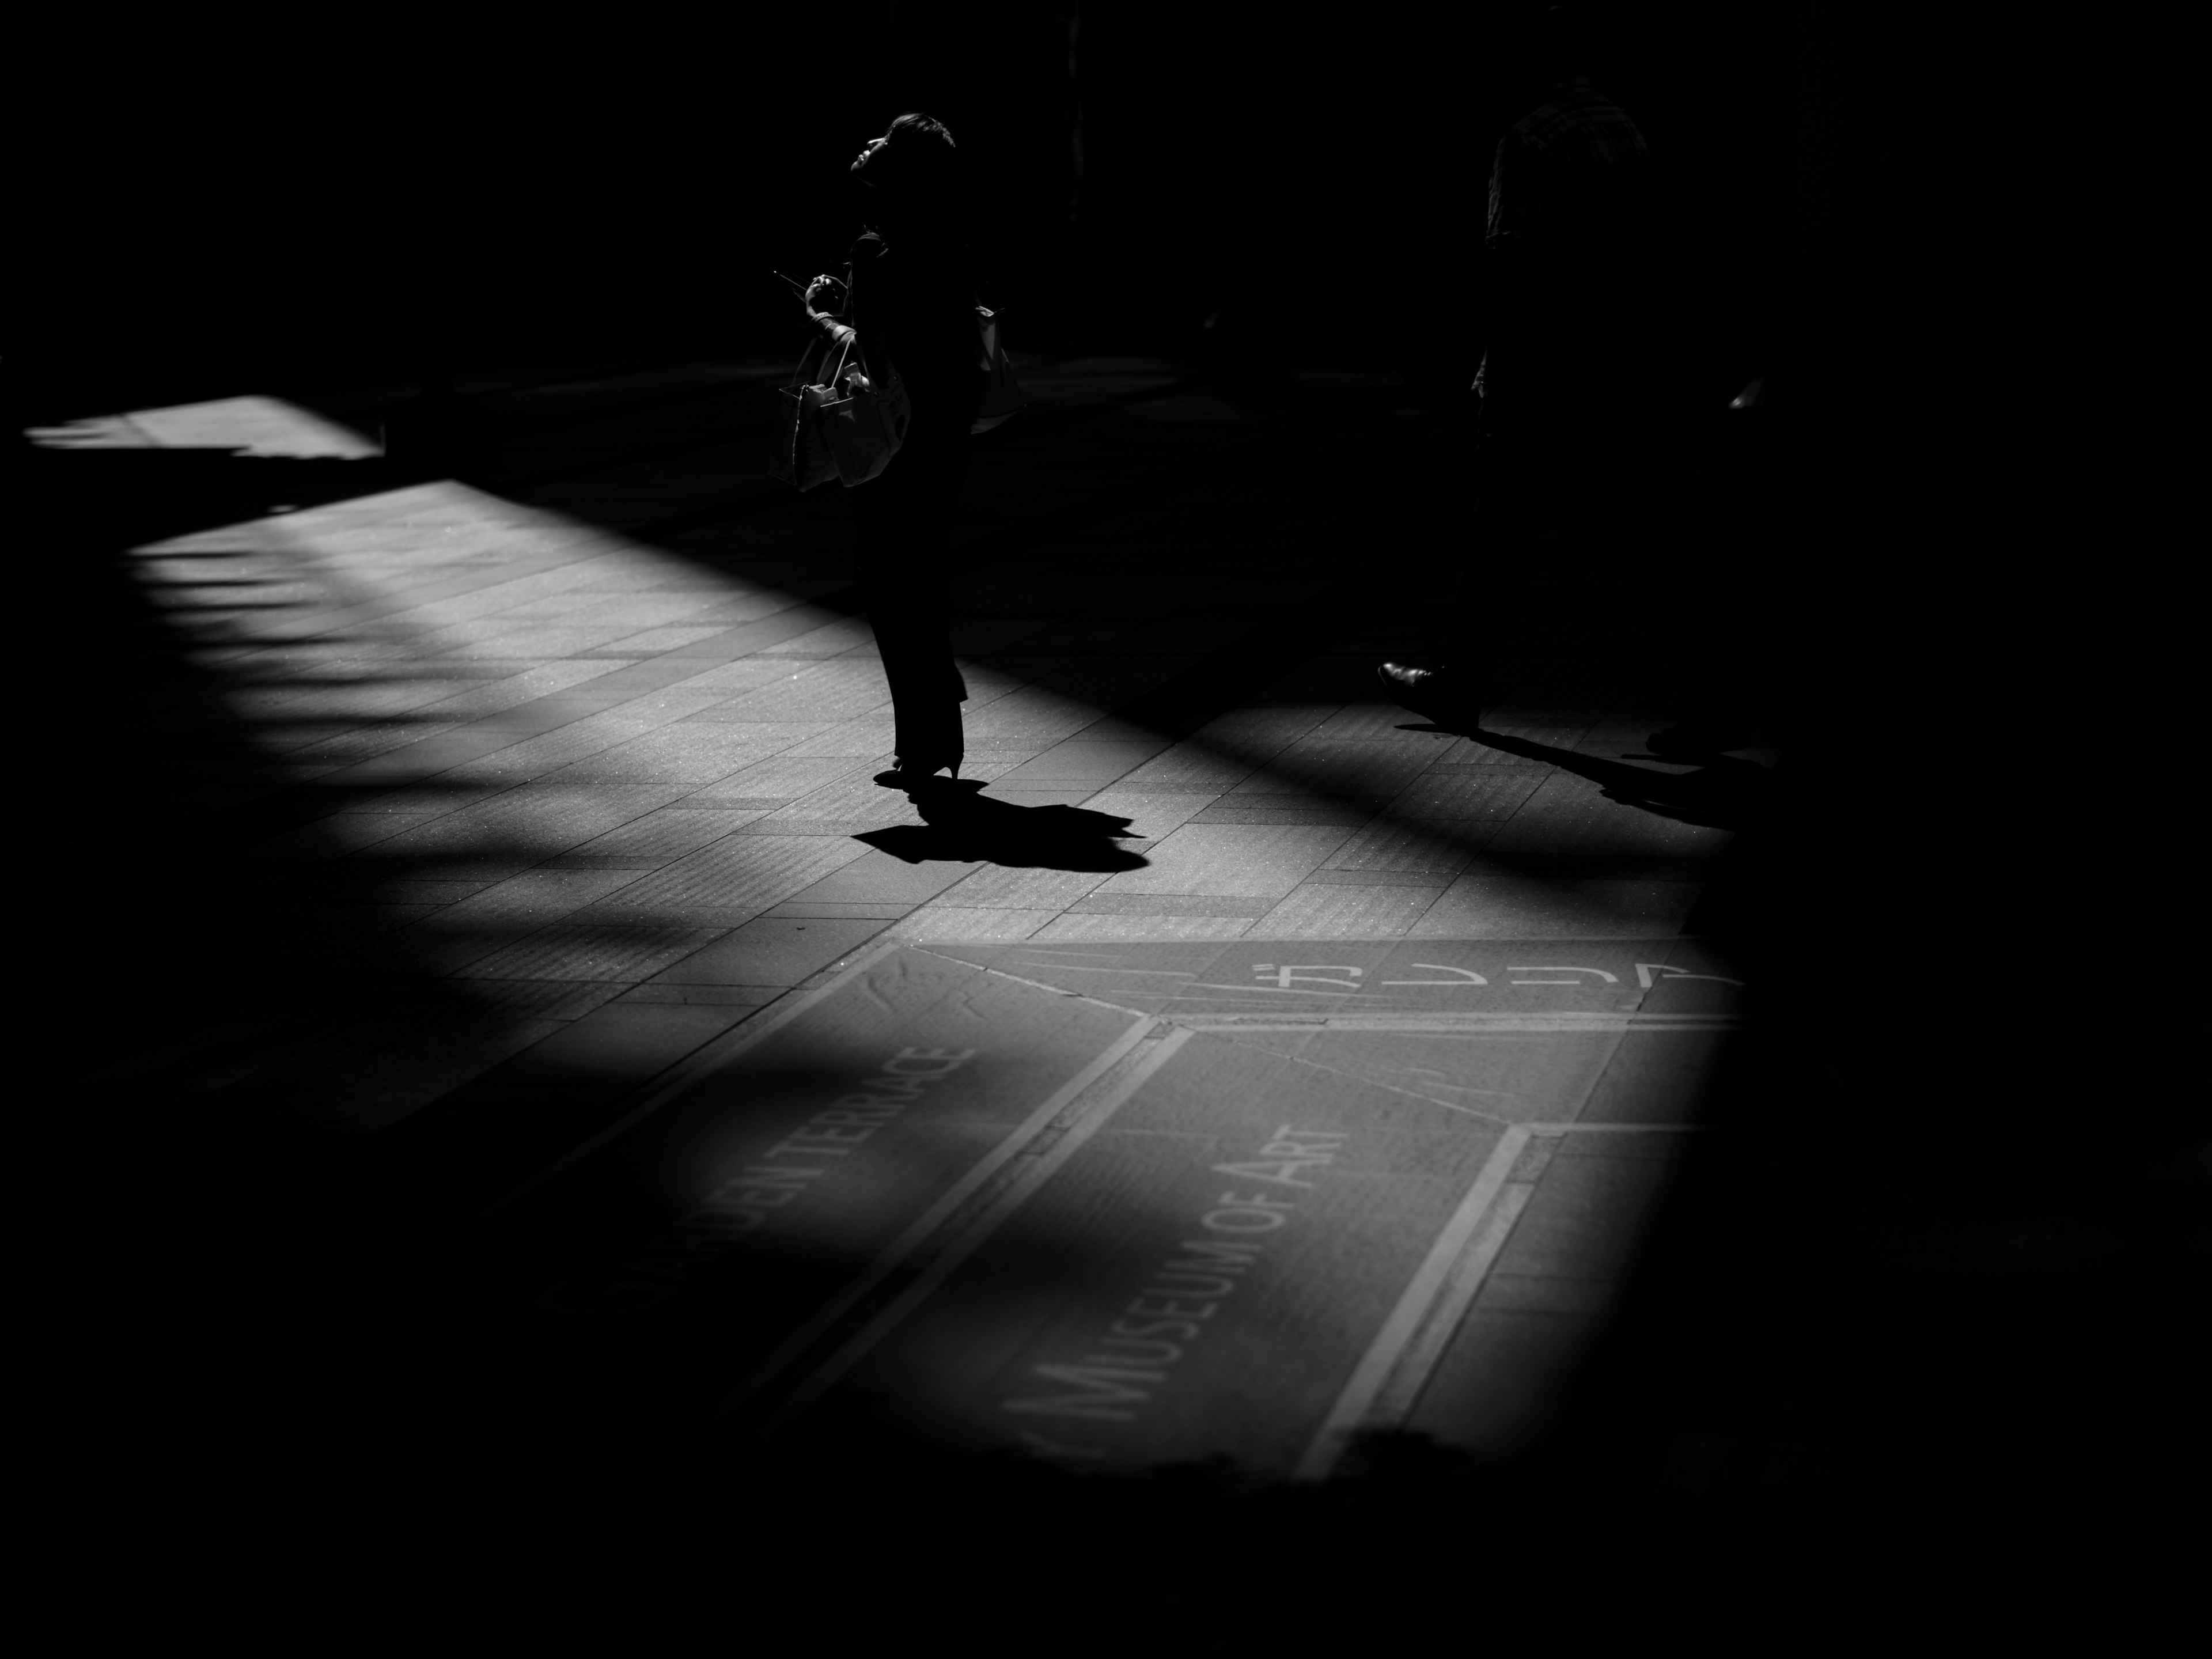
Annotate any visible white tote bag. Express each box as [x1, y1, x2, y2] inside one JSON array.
[[817, 331, 912, 487]]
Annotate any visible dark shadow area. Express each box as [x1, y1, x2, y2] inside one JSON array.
[[857, 777, 1149, 871]]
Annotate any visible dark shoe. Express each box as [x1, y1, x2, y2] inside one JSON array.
[[873, 753, 961, 790], [1377, 661, 1479, 726]]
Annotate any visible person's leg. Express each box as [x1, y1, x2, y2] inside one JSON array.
[[1589, 415, 1752, 749], [1434, 411, 1553, 704], [853, 440, 970, 772], [1380, 404, 1559, 724]]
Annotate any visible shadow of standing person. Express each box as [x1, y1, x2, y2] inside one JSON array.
[[797, 113, 984, 789], [1376, 3, 1750, 759]]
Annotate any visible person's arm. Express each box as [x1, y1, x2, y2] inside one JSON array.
[[802, 275, 853, 346]]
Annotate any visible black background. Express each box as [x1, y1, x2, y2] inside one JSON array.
[[19, 1, 1956, 444]]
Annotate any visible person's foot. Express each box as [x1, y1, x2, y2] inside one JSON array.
[[873, 753, 961, 789], [1376, 661, 1480, 726]]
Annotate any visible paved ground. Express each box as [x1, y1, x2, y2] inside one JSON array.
[[30, 350, 2196, 1642]]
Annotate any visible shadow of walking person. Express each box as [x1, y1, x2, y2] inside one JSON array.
[[857, 778, 1150, 872], [1400, 721, 1775, 831]]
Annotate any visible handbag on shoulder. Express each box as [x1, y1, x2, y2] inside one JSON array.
[[972, 305, 1025, 435], [817, 331, 911, 486], [770, 331, 843, 492]]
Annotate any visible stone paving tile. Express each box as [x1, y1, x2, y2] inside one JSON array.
[[647, 917, 888, 986], [1028, 912, 1256, 942], [615, 983, 790, 1006], [251, 812, 450, 859], [1229, 737, 1440, 797], [989, 738, 1173, 787], [312, 778, 503, 820], [1408, 874, 1702, 937], [1481, 775, 1737, 857], [371, 783, 687, 862], [1077, 788, 1224, 842], [884, 906, 1059, 942], [781, 849, 986, 905], [969, 787, 1100, 810], [1092, 822, 1355, 897], [427, 693, 732, 785], [487, 592, 700, 623], [763, 618, 879, 657], [562, 806, 761, 861], [1390, 771, 1548, 819], [762, 900, 916, 920], [1321, 819, 1496, 873], [411, 659, 645, 718], [450, 980, 631, 1021], [1491, 1151, 1677, 1281], [1407, 1307, 1597, 1456], [380, 869, 533, 900], [927, 863, 1116, 910], [568, 835, 874, 925], [426, 867, 656, 927], [766, 771, 930, 824], [1071, 894, 1273, 917], [984, 654, 1199, 707], [660, 657, 807, 697], [435, 625, 653, 660], [268, 717, 475, 768], [680, 753, 871, 804], [538, 855, 683, 871], [1298, 702, 1434, 742], [1304, 868, 1464, 888], [960, 693, 1116, 749], [446, 923, 730, 982], [536, 722, 792, 785], [596, 626, 741, 655], [1250, 882, 1449, 937], [1189, 803, 1378, 826], [1186, 706, 1334, 759], [734, 818, 903, 838], [708, 658, 892, 723], [1116, 745, 1262, 791], [227, 677, 454, 727], [777, 719, 902, 759]]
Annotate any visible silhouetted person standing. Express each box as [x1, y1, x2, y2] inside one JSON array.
[[799, 113, 983, 785], [1378, 5, 1747, 755]]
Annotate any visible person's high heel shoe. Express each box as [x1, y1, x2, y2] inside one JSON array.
[[873, 753, 961, 790]]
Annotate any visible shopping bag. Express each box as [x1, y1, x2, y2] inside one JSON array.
[[971, 305, 1024, 435], [818, 333, 911, 486], [770, 333, 842, 491]]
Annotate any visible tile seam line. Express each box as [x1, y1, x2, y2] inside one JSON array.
[[905, 948, 1154, 1019]]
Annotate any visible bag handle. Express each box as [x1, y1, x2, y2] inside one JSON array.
[[822, 325, 880, 392]]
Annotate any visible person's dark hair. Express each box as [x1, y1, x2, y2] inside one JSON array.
[[867, 111, 965, 209]]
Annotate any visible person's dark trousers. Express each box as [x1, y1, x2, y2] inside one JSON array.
[[851, 429, 972, 765], [1438, 394, 1737, 725]]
